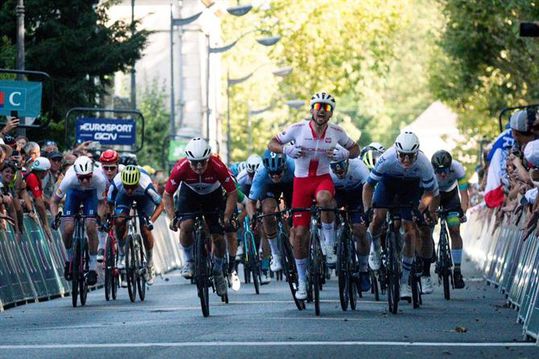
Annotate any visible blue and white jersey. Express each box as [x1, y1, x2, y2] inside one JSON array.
[[248, 157, 295, 201], [436, 160, 467, 192], [107, 172, 161, 205], [368, 147, 438, 195], [55, 166, 108, 200], [331, 158, 369, 192], [236, 168, 254, 194]]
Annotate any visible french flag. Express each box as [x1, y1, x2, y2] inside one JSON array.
[[484, 129, 513, 208]]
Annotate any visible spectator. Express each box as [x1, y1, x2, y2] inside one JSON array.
[[23, 141, 40, 168], [15, 135, 28, 151], [0, 117, 20, 138], [1, 161, 22, 234], [24, 157, 53, 239], [42, 151, 63, 200], [42, 140, 59, 154]]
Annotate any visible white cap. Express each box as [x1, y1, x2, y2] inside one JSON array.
[[524, 139, 539, 168]]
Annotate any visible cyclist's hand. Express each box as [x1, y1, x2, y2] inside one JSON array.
[[459, 214, 467, 223], [331, 146, 350, 162], [147, 219, 154, 231], [50, 218, 58, 231], [360, 209, 372, 225], [169, 217, 179, 232], [249, 215, 258, 231], [283, 144, 303, 159], [422, 210, 434, 225]]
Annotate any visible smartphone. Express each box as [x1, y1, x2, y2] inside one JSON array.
[[10, 110, 18, 117]]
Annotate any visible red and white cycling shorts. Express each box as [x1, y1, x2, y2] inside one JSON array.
[[291, 174, 335, 227]]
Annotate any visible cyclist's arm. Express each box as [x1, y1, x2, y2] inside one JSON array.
[[224, 189, 238, 222], [362, 181, 375, 211], [419, 190, 436, 213], [150, 201, 165, 223], [346, 142, 360, 159], [34, 197, 49, 230], [458, 178, 470, 213], [163, 191, 175, 222], [246, 198, 257, 218], [268, 137, 285, 153]]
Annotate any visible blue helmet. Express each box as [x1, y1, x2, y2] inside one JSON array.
[[263, 149, 286, 173]]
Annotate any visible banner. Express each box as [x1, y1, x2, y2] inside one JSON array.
[[168, 139, 189, 162], [76, 117, 137, 145], [0, 80, 42, 118]]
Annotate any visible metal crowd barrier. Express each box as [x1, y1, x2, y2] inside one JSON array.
[[0, 214, 182, 311], [464, 206, 539, 341]]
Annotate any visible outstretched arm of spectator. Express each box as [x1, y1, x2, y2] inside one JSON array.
[[0, 117, 20, 137]]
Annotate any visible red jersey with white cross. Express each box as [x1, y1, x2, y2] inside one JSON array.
[[275, 120, 355, 178], [165, 154, 236, 195]]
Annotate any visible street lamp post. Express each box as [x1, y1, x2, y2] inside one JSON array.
[[16, 0, 25, 72], [226, 65, 291, 162], [130, 0, 136, 109]]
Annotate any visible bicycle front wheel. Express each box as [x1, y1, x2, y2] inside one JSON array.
[[71, 241, 80, 308], [195, 229, 210, 317], [310, 235, 321, 316], [135, 235, 146, 302], [387, 232, 400, 314], [337, 237, 349, 311], [280, 233, 304, 310], [79, 246, 89, 306], [126, 235, 137, 303], [104, 235, 114, 301]]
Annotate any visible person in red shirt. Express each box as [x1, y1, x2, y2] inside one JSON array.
[[24, 156, 53, 239], [163, 137, 238, 298]]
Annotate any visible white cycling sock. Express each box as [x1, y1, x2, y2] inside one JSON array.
[[358, 255, 369, 272], [268, 235, 281, 257], [322, 222, 335, 247], [368, 230, 381, 252], [452, 249, 462, 266], [97, 231, 106, 250], [146, 250, 153, 266], [295, 258, 308, 283], [89, 255, 97, 270], [401, 256, 414, 284], [182, 243, 194, 263]]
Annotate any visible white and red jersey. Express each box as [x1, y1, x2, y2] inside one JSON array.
[[165, 155, 236, 195], [276, 120, 355, 178]]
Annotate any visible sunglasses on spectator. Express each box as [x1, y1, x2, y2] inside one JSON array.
[[44, 140, 57, 147], [397, 152, 417, 161], [103, 165, 118, 171], [77, 174, 92, 181], [312, 103, 333, 112], [190, 159, 208, 167]]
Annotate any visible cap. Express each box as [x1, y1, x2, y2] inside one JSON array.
[[524, 139, 539, 168], [47, 151, 63, 160], [510, 109, 535, 133]]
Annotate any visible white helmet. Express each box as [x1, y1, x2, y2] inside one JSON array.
[[246, 154, 262, 174], [395, 131, 420, 154], [31, 157, 51, 172], [238, 161, 247, 173], [310, 92, 336, 110], [73, 156, 94, 175], [184, 137, 211, 161], [368, 142, 386, 153]]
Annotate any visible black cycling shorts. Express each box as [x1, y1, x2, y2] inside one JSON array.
[[175, 184, 225, 235]]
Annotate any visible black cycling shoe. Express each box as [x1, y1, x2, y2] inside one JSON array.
[[64, 261, 72, 281], [453, 269, 465, 289], [86, 270, 98, 286]]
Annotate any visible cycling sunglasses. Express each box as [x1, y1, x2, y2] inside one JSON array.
[[103, 165, 118, 171], [435, 167, 450, 174], [269, 169, 283, 176], [77, 173, 92, 182], [124, 184, 138, 191], [189, 159, 208, 167], [312, 103, 333, 112], [397, 151, 417, 161]]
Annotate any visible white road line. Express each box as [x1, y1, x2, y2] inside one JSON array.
[[0, 341, 536, 349]]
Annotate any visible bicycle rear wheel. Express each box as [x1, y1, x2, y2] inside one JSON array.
[[411, 270, 421, 309], [370, 270, 380, 301], [280, 233, 304, 310], [126, 235, 137, 303], [104, 235, 113, 301], [195, 229, 210, 317], [136, 235, 146, 301], [71, 241, 80, 308], [442, 269, 451, 300]]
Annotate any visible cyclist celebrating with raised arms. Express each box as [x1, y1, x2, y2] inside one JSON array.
[[268, 92, 360, 300], [163, 137, 238, 298], [362, 131, 439, 300]]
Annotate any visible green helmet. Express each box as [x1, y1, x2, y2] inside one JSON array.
[[121, 165, 141, 186]]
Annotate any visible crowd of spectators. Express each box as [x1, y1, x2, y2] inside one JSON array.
[[0, 116, 165, 240], [475, 107, 539, 238]]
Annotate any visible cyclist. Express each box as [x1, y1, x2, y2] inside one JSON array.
[[428, 150, 469, 289], [329, 153, 371, 292], [246, 150, 295, 274], [96, 149, 121, 262], [163, 137, 238, 298], [229, 161, 247, 177], [361, 142, 385, 170], [268, 92, 360, 300], [107, 165, 164, 285], [236, 154, 262, 195], [50, 156, 108, 286], [362, 131, 438, 300]]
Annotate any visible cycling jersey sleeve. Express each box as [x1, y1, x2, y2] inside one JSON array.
[[107, 175, 121, 203], [454, 161, 468, 190], [165, 160, 184, 194], [96, 175, 107, 200], [334, 124, 356, 149], [248, 168, 267, 201], [213, 157, 237, 193], [56, 172, 75, 199], [275, 122, 303, 144]]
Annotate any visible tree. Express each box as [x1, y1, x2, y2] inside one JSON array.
[[137, 80, 170, 170], [0, 0, 148, 146]]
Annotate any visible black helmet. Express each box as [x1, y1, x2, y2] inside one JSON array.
[[431, 150, 452, 169]]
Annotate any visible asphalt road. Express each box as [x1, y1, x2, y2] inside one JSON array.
[[1, 258, 538, 359]]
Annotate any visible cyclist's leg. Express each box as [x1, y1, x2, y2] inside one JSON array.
[[418, 223, 434, 293], [442, 188, 465, 287], [261, 197, 281, 271], [137, 196, 156, 265], [368, 180, 392, 269], [315, 175, 336, 263], [61, 189, 80, 278], [291, 177, 317, 298], [203, 189, 228, 296], [176, 185, 196, 275], [82, 190, 99, 278]]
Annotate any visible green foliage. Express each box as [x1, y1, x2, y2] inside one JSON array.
[[0, 0, 148, 146], [222, 0, 443, 160], [137, 81, 170, 170]]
